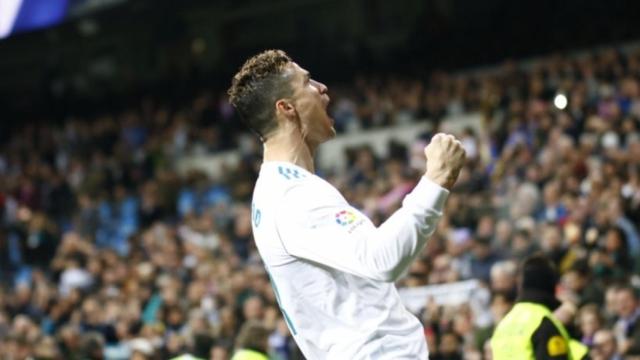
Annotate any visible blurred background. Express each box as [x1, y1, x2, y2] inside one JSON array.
[[1, 0, 640, 359]]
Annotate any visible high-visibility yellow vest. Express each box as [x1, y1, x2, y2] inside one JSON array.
[[491, 302, 588, 360], [230, 349, 270, 360], [169, 355, 205, 360]]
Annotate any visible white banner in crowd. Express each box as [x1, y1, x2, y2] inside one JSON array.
[[398, 279, 492, 327]]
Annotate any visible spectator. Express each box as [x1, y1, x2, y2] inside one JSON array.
[[613, 285, 640, 356], [489, 260, 517, 294], [591, 329, 622, 360], [576, 304, 603, 347], [432, 332, 463, 360], [560, 261, 604, 307], [461, 236, 501, 284], [80, 332, 106, 360]]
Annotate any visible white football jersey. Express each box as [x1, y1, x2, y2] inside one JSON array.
[[251, 161, 448, 359]]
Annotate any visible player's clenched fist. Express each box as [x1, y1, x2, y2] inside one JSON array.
[[424, 133, 466, 190]]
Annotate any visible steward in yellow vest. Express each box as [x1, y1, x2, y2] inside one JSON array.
[[231, 320, 271, 360], [231, 349, 270, 360], [491, 255, 588, 360]]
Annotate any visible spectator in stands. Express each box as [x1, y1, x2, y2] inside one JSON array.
[[432, 331, 463, 360], [0, 229, 13, 283], [577, 304, 603, 347], [461, 235, 501, 284], [591, 329, 622, 360], [613, 285, 640, 356], [80, 332, 106, 360], [489, 260, 517, 295], [560, 261, 604, 307]]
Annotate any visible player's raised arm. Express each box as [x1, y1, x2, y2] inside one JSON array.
[[276, 133, 465, 282], [423, 133, 467, 191]]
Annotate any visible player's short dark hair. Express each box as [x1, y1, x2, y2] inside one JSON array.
[[228, 49, 294, 141]]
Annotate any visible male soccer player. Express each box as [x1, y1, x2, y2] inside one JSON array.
[[228, 50, 466, 359]]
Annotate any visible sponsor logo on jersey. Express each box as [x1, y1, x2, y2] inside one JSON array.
[[335, 209, 366, 233], [335, 210, 356, 226]]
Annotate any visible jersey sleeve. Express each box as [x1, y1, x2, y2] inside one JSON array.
[[274, 176, 448, 282], [531, 317, 571, 360]]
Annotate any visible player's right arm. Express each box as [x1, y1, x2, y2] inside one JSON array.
[[275, 133, 465, 282]]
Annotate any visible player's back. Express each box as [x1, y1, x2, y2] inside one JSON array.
[[251, 161, 427, 359]]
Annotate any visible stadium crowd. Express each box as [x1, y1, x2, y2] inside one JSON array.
[[1, 45, 640, 359]]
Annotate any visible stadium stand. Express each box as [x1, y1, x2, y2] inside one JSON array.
[[1, 42, 640, 359]]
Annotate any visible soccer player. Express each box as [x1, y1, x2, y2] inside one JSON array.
[[228, 50, 466, 359]]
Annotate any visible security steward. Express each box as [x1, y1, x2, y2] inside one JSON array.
[[231, 320, 270, 360], [491, 254, 589, 359]]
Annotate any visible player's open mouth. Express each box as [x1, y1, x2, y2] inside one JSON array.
[[321, 95, 333, 125]]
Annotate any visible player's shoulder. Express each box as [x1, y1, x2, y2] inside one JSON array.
[[257, 161, 341, 204], [258, 162, 312, 186], [274, 163, 310, 182], [254, 162, 314, 204]]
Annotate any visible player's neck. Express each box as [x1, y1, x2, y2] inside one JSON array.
[[263, 130, 316, 173]]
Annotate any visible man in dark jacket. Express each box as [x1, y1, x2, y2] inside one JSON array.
[[613, 285, 640, 356]]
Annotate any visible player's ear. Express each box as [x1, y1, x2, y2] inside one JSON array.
[[275, 99, 298, 124]]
